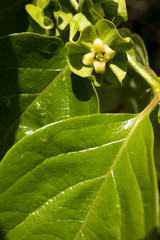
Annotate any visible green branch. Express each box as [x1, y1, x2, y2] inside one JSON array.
[[127, 53, 160, 95], [141, 93, 159, 117]]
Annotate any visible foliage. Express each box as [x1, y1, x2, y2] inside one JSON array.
[[0, 0, 160, 239]]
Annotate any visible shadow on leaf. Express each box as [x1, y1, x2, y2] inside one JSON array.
[[0, 36, 20, 161], [71, 72, 94, 101]]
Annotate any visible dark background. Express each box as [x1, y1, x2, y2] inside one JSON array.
[[123, 0, 160, 75], [124, 1, 160, 236]]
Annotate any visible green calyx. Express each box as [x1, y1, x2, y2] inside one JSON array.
[[66, 19, 134, 86]]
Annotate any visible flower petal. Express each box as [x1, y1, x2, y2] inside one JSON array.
[[93, 38, 105, 52], [82, 52, 95, 66], [93, 60, 106, 74], [104, 45, 116, 61]]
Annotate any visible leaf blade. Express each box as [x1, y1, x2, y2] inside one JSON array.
[[0, 33, 99, 159], [0, 113, 158, 239]]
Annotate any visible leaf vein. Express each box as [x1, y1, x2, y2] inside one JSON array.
[[5, 175, 106, 237], [1, 138, 124, 195], [0, 67, 60, 71], [74, 115, 141, 240]]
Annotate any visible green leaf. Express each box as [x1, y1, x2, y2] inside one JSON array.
[[100, 0, 128, 25], [0, 113, 158, 239], [131, 34, 150, 67], [58, 0, 79, 13], [0, 33, 99, 160], [150, 107, 160, 181], [79, 0, 102, 25], [119, 28, 150, 66], [67, 52, 93, 77], [105, 52, 128, 85], [123, 67, 151, 114], [69, 13, 91, 41], [69, 1, 128, 42], [26, 0, 73, 36], [67, 24, 97, 53], [25, 3, 54, 30], [80, 0, 127, 26], [0, 33, 67, 158], [95, 20, 133, 51], [9, 68, 99, 144], [56, 6, 73, 31]]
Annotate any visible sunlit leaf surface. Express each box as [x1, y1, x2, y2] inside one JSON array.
[[0, 113, 158, 239]]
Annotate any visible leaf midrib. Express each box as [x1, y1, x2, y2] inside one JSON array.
[[1, 138, 125, 195], [2, 139, 124, 237], [74, 112, 147, 239], [0, 67, 60, 71]]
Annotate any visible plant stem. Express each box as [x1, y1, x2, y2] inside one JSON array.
[[141, 93, 159, 117], [127, 53, 160, 95]]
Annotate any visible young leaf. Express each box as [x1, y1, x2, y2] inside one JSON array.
[[69, 13, 91, 41], [100, 0, 128, 25], [25, 0, 73, 36], [79, 0, 127, 26], [25, 3, 54, 30], [0, 112, 158, 239], [69, 0, 128, 41], [79, 0, 102, 25]]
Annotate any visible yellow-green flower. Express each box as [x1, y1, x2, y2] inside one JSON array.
[[67, 19, 133, 86], [82, 38, 116, 74]]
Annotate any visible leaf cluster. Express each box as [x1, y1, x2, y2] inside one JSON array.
[[0, 0, 160, 239]]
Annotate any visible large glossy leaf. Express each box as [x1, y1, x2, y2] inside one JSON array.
[[9, 68, 99, 143], [0, 33, 99, 160], [0, 112, 158, 239], [0, 33, 66, 158], [150, 108, 160, 180], [119, 30, 160, 180]]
